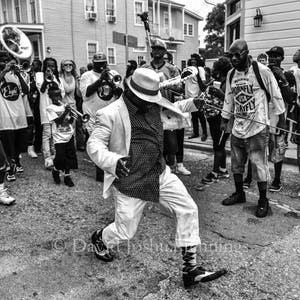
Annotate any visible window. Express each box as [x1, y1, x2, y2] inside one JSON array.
[[135, 1, 144, 25], [30, 0, 37, 23], [87, 42, 98, 62], [229, 0, 241, 16], [15, 0, 21, 22], [184, 23, 194, 36], [163, 11, 169, 29], [188, 24, 194, 36], [106, 0, 115, 16], [229, 19, 240, 46], [137, 55, 145, 65], [107, 47, 116, 65], [85, 0, 96, 12], [2, 0, 8, 23]]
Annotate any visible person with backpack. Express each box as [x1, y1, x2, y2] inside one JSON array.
[[243, 47, 296, 192], [220, 39, 286, 218]]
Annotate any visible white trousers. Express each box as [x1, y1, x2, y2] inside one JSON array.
[[102, 166, 201, 249]]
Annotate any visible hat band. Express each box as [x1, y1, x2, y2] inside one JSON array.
[[130, 78, 158, 96]]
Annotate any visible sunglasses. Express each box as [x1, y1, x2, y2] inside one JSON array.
[[226, 50, 248, 59], [64, 63, 73, 67]]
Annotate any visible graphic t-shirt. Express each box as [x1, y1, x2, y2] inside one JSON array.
[[80, 70, 116, 133], [46, 104, 74, 144], [0, 72, 27, 130], [222, 63, 285, 139]]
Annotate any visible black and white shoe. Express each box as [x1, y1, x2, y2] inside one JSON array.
[[269, 181, 282, 192], [91, 229, 113, 262], [183, 265, 227, 288]]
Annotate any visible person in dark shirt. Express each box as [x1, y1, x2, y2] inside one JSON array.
[[87, 68, 227, 288]]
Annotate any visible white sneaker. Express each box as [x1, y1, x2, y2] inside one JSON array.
[[44, 157, 54, 170], [28, 146, 38, 158], [176, 163, 191, 176], [0, 189, 15, 205]]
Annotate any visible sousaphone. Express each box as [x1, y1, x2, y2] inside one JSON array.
[[0, 25, 33, 59]]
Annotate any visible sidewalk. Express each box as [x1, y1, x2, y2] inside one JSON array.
[[184, 132, 298, 165]]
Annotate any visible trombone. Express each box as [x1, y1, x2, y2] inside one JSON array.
[[58, 100, 90, 123]]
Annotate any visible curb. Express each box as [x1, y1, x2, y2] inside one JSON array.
[[184, 141, 298, 166]]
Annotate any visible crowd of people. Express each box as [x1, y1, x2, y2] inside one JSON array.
[[1, 37, 300, 287]]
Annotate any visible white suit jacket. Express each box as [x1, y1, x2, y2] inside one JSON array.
[[87, 96, 197, 198]]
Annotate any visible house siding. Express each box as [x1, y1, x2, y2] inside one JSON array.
[[177, 13, 199, 69], [243, 0, 300, 69], [0, 0, 202, 75]]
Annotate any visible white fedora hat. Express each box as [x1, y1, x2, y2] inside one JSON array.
[[127, 68, 186, 117]]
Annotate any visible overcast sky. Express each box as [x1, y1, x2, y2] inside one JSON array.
[[176, 0, 224, 46]]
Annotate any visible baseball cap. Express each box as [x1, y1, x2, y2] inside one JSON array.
[[92, 52, 107, 62], [266, 46, 284, 57]]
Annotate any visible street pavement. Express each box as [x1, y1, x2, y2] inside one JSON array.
[[0, 148, 299, 300]]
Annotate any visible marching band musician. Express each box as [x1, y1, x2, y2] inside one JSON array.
[[0, 51, 29, 183], [80, 52, 122, 182], [36, 57, 65, 169], [46, 85, 77, 187], [142, 38, 191, 175]]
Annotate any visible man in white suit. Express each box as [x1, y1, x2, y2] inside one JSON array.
[[87, 68, 226, 288]]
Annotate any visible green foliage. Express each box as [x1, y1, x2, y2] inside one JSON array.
[[203, 3, 225, 58]]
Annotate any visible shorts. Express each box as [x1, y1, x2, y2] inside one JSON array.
[[231, 129, 270, 182], [53, 136, 78, 170]]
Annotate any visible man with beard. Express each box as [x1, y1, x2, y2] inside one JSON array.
[[87, 67, 227, 288], [220, 39, 286, 218]]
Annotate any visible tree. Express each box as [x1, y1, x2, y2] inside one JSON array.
[[203, 3, 225, 59]]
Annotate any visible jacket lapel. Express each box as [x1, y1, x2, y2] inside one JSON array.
[[117, 98, 131, 154]]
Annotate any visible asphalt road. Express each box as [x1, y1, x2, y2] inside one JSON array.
[[0, 149, 299, 300]]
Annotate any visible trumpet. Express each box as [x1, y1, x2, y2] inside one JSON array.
[[45, 67, 54, 82], [58, 100, 90, 123]]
